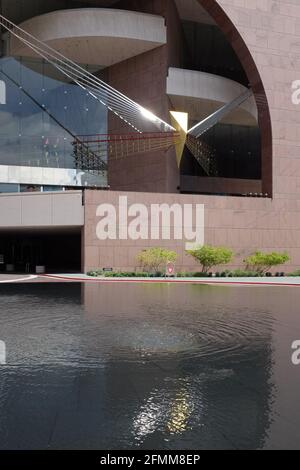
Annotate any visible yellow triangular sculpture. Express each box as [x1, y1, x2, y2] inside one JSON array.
[[170, 111, 188, 167]]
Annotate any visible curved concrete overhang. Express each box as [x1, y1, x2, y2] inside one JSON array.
[[175, 0, 216, 25], [167, 67, 258, 127], [8, 8, 167, 66]]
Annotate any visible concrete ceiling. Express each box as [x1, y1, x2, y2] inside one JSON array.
[[168, 94, 258, 128], [69, 1, 118, 5], [174, 0, 216, 25], [167, 68, 258, 127], [8, 8, 167, 67]]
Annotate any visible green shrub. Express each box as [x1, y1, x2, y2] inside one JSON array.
[[87, 269, 103, 277], [104, 272, 118, 278], [176, 272, 212, 278], [177, 272, 194, 278], [231, 269, 260, 278], [220, 270, 230, 277], [186, 245, 233, 274], [103, 272, 115, 277], [176, 272, 185, 278], [137, 248, 177, 273], [288, 270, 300, 277], [104, 271, 152, 278], [244, 251, 290, 275], [192, 272, 211, 277]]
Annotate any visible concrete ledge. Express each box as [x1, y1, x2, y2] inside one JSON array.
[[0, 274, 37, 283], [181, 175, 262, 195], [0, 165, 106, 187], [167, 67, 257, 126], [0, 191, 84, 227], [41, 274, 300, 287], [9, 8, 167, 66]]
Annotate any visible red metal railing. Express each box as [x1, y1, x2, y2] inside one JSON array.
[[73, 132, 181, 172]]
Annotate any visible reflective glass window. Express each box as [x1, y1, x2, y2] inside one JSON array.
[[0, 56, 108, 182]]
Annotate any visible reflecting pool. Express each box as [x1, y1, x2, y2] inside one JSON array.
[[0, 282, 299, 450]]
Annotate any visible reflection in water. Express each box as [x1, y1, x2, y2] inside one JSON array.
[[133, 394, 165, 443], [0, 282, 299, 449], [132, 380, 195, 444], [167, 389, 193, 435]]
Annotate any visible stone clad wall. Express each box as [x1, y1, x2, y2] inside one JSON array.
[[84, 188, 295, 273], [107, 0, 182, 193], [83, 0, 300, 273], [0, 191, 84, 228]]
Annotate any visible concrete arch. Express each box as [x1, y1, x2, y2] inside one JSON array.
[[197, 0, 273, 196]]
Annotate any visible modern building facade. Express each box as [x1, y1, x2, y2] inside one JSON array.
[[0, 0, 299, 273]]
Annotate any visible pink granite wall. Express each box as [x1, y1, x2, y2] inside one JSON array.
[[84, 189, 298, 273], [200, 0, 273, 196], [83, 0, 300, 273], [180, 176, 262, 195], [107, 0, 182, 193]]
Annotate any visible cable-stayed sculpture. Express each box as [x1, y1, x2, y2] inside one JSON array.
[[0, 15, 174, 134], [0, 13, 254, 178]]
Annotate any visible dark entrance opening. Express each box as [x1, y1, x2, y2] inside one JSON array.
[[0, 228, 81, 274]]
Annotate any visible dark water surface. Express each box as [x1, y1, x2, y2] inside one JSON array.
[[0, 282, 299, 450]]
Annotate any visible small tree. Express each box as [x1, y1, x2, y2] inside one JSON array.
[[186, 245, 233, 274], [244, 251, 290, 275], [137, 247, 177, 273]]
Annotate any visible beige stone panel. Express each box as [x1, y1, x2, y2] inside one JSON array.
[[11, 9, 167, 66], [21, 195, 52, 226], [0, 191, 84, 228], [52, 193, 84, 226], [0, 195, 22, 227]]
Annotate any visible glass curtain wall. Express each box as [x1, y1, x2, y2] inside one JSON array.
[[0, 57, 107, 191], [180, 20, 262, 187], [182, 21, 249, 86], [0, 1, 109, 190], [181, 124, 261, 180], [0, 56, 108, 177]]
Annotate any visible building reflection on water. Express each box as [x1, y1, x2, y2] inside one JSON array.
[[0, 282, 300, 449], [81, 282, 275, 449]]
